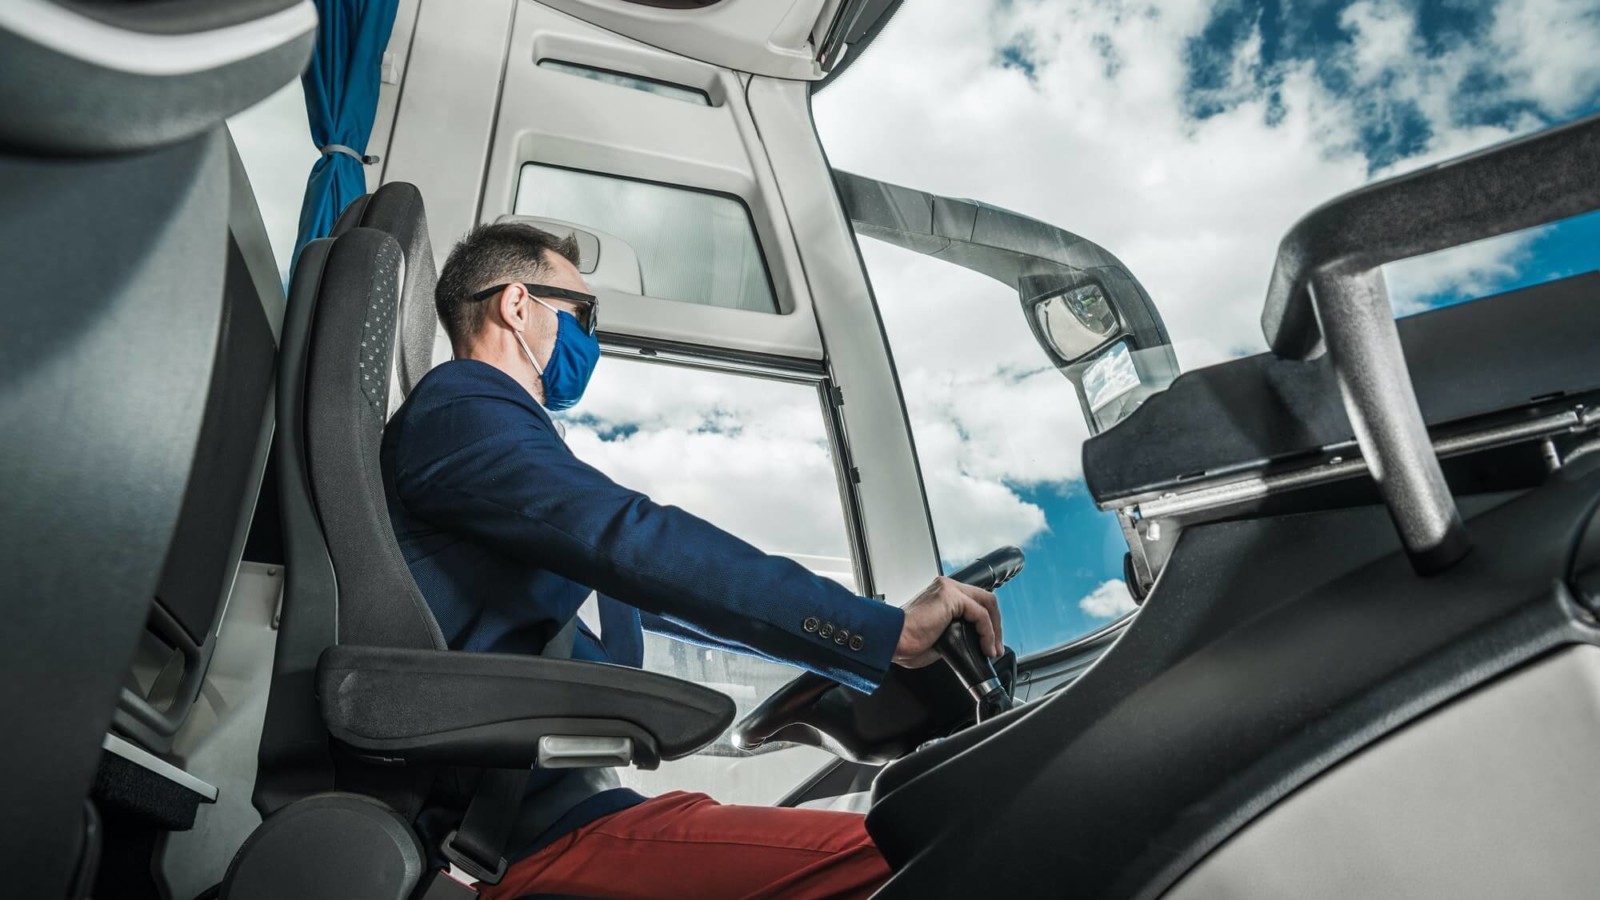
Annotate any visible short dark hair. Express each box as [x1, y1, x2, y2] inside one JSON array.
[[434, 222, 581, 346]]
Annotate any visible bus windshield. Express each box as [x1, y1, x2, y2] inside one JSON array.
[[813, 0, 1600, 656]]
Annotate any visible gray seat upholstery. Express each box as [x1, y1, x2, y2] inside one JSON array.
[[0, 0, 316, 154], [239, 226, 439, 900], [254, 186, 443, 816], [304, 226, 447, 652]]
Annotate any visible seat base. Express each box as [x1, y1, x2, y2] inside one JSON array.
[[221, 793, 424, 900]]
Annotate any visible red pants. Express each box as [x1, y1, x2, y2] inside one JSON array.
[[477, 791, 891, 900]]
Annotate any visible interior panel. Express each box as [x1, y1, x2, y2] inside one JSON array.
[[1166, 645, 1600, 900]]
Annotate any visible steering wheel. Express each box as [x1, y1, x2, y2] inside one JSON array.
[[731, 546, 1025, 763]]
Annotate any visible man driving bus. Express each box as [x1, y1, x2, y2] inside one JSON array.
[[380, 222, 1004, 899]]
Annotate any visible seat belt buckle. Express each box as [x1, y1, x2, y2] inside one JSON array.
[[441, 829, 509, 886], [418, 866, 481, 899], [416, 864, 476, 896]]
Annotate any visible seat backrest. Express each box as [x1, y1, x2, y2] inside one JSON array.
[[331, 182, 441, 404], [304, 227, 447, 651], [255, 224, 446, 816]]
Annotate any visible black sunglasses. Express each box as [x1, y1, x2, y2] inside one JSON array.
[[470, 283, 599, 336]]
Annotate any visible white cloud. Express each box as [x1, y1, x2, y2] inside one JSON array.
[[1385, 229, 1541, 315], [566, 0, 1598, 605], [1078, 579, 1137, 619], [817, 0, 1592, 366], [1486, 0, 1600, 118], [562, 358, 854, 561]]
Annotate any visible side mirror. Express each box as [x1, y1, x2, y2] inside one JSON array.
[[1020, 271, 1179, 434]]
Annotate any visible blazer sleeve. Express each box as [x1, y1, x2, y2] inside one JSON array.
[[597, 595, 785, 670], [392, 394, 903, 692], [642, 608, 784, 659]]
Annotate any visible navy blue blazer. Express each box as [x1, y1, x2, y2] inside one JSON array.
[[380, 359, 903, 689]]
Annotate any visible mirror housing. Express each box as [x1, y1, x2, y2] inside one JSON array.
[[1018, 272, 1179, 433], [835, 170, 1179, 434]]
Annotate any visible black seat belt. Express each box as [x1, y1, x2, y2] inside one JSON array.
[[439, 615, 581, 887], [440, 768, 530, 886]]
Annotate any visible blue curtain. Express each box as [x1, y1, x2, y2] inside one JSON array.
[[292, 0, 401, 272]]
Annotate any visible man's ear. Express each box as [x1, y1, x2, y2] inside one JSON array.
[[496, 283, 527, 332]]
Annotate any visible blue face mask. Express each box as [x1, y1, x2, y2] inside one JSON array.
[[514, 298, 600, 412]]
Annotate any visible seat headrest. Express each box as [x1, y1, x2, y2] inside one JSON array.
[[333, 184, 440, 399], [0, 0, 316, 155]]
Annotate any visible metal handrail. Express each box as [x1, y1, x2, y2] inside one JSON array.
[[1260, 113, 1600, 573]]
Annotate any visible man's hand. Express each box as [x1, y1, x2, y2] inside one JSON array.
[[894, 576, 1003, 668]]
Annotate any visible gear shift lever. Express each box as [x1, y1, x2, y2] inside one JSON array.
[[936, 620, 1013, 721], [938, 548, 1023, 722]]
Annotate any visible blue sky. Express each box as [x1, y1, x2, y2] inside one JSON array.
[[976, 487, 1126, 656], [818, 0, 1600, 656]]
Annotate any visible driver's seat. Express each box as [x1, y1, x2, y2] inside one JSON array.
[[224, 197, 734, 899]]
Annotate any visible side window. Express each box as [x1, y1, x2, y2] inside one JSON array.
[[563, 355, 853, 802], [515, 164, 778, 313]]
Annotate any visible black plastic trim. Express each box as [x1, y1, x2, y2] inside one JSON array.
[[777, 758, 882, 808], [0, 131, 232, 897], [814, 0, 903, 92], [222, 793, 425, 900], [867, 459, 1600, 898]]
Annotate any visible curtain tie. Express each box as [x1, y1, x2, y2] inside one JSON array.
[[320, 143, 379, 165]]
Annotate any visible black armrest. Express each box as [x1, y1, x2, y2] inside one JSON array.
[[317, 645, 736, 770]]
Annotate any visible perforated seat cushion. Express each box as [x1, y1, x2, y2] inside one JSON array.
[[330, 183, 441, 398]]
